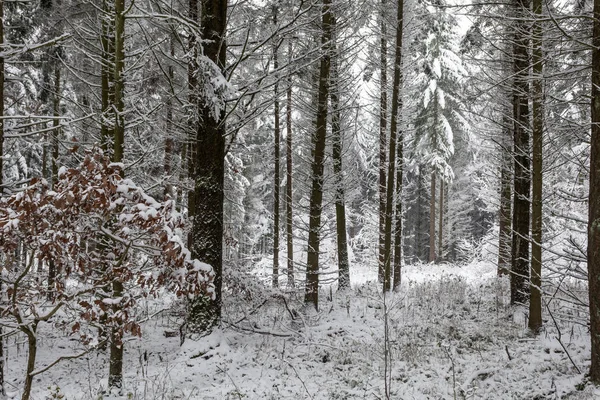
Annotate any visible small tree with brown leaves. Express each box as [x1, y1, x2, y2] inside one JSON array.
[[0, 150, 213, 399]]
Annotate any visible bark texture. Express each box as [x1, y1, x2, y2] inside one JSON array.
[[187, 0, 227, 333], [304, 0, 332, 311], [588, 0, 600, 383], [528, 0, 543, 333], [378, 0, 388, 283], [383, 0, 404, 291], [510, 0, 531, 306], [330, 23, 350, 290]]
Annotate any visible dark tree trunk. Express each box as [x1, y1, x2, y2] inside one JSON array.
[[528, 0, 543, 334], [21, 324, 38, 400], [378, 0, 388, 284], [108, 0, 126, 388], [304, 0, 332, 311], [330, 22, 350, 290], [588, 0, 600, 383], [498, 122, 512, 276], [286, 39, 295, 288], [393, 113, 403, 291], [429, 172, 436, 263], [510, 0, 531, 306], [187, 0, 227, 333], [0, 1, 4, 393], [383, 0, 404, 292], [273, 7, 280, 288], [48, 63, 61, 302], [438, 178, 444, 262]]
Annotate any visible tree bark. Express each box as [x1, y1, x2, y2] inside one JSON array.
[[100, 0, 114, 152], [107, 0, 126, 388], [0, 1, 4, 393], [438, 178, 444, 262], [510, 0, 531, 306], [330, 20, 350, 290], [272, 6, 280, 288], [286, 39, 295, 288], [21, 325, 38, 400], [304, 0, 332, 311], [498, 121, 512, 276], [48, 62, 61, 302], [393, 109, 403, 291], [588, 0, 600, 383], [187, 0, 227, 333], [378, 0, 388, 284], [528, 0, 543, 334], [383, 0, 404, 292], [429, 172, 436, 263]]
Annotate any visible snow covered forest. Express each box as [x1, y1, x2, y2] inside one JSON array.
[[1, 0, 600, 398]]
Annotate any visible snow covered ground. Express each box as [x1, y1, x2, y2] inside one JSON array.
[[4, 260, 599, 399]]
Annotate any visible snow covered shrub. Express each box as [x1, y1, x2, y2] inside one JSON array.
[[0, 150, 213, 399]]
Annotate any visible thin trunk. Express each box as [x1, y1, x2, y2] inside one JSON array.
[[273, 7, 280, 288], [383, 0, 404, 292], [330, 20, 350, 290], [392, 112, 403, 291], [100, 0, 113, 152], [589, 0, 600, 383], [112, 0, 125, 163], [304, 0, 333, 311], [528, 0, 543, 334], [429, 172, 436, 263], [107, 281, 124, 388], [187, 0, 227, 333], [286, 39, 294, 288], [21, 325, 38, 400], [0, 0, 4, 393], [510, 0, 531, 305], [177, 139, 187, 212], [48, 63, 61, 302], [108, 0, 126, 388], [498, 122, 512, 276], [438, 178, 443, 262], [378, 0, 388, 284]]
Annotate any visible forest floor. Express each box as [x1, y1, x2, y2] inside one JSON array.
[[4, 260, 600, 399]]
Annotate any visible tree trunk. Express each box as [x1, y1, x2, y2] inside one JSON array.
[[378, 0, 388, 284], [498, 122, 512, 276], [393, 107, 403, 291], [100, 0, 114, 152], [304, 0, 332, 311], [438, 178, 444, 262], [429, 172, 436, 263], [21, 325, 38, 400], [588, 0, 600, 383], [383, 0, 404, 292], [510, 0, 531, 306], [0, 1, 4, 393], [272, 7, 280, 288], [108, 0, 126, 388], [187, 0, 227, 334], [330, 21, 350, 290], [528, 0, 543, 334], [107, 282, 124, 389], [286, 39, 295, 288], [48, 62, 61, 302]]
